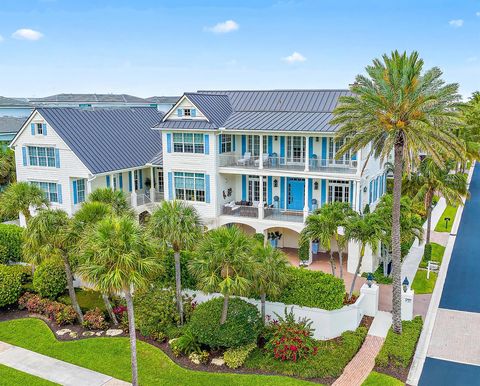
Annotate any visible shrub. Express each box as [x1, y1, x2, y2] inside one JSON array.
[[275, 267, 345, 310], [0, 224, 22, 264], [0, 264, 23, 307], [33, 260, 67, 299], [298, 242, 309, 262], [376, 316, 423, 369], [189, 351, 209, 365], [423, 243, 432, 262], [253, 233, 265, 244], [265, 308, 317, 362], [18, 292, 76, 325], [154, 251, 197, 290], [189, 297, 262, 349], [83, 308, 108, 330], [52, 303, 77, 325], [171, 329, 201, 355], [224, 343, 257, 368]]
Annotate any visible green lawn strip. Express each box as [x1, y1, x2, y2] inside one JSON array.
[[244, 327, 367, 378], [0, 363, 59, 386], [434, 205, 458, 233], [419, 243, 445, 269], [57, 289, 106, 312], [412, 270, 437, 294], [0, 319, 313, 386], [362, 371, 403, 386]]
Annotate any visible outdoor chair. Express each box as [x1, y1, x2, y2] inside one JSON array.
[[237, 152, 251, 166]]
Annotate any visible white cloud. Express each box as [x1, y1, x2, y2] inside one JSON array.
[[449, 19, 464, 28], [282, 51, 307, 63], [467, 56, 478, 63], [476, 11, 480, 17], [0, 35, 4, 43], [12, 28, 44, 41], [206, 20, 239, 34]]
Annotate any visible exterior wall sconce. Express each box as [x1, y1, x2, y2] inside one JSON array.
[[402, 277, 409, 292], [366, 273, 374, 288], [274, 136, 278, 141], [314, 181, 319, 190], [316, 137, 319, 142], [273, 179, 278, 188]]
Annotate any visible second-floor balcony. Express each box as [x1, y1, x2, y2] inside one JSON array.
[[218, 153, 357, 174], [221, 202, 305, 223]]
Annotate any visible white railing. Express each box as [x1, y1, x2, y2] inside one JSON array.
[[221, 203, 259, 218], [264, 208, 304, 223], [153, 191, 164, 203], [136, 194, 151, 207]]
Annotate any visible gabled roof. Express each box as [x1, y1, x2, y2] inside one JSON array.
[[145, 96, 180, 104], [34, 107, 163, 174], [0, 96, 31, 107], [30, 93, 150, 104], [0, 116, 28, 134], [155, 89, 350, 132]]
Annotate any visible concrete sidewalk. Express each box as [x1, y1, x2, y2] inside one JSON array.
[[0, 341, 130, 386]]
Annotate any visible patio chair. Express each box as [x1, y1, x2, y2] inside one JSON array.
[[254, 153, 269, 167], [237, 152, 251, 166]]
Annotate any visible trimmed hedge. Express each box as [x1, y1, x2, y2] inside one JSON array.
[[274, 267, 345, 310], [376, 316, 423, 369], [0, 224, 23, 264], [33, 260, 67, 299], [0, 264, 23, 307]]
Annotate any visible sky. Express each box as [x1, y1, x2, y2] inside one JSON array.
[[0, 0, 479, 99]]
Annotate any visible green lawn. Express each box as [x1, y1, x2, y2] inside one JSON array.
[[0, 318, 313, 386], [362, 371, 403, 386], [412, 270, 437, 294], [434, 205, 458, 233], [419, 242, 445, 269], [0, 364, 59, 386], [57, 289, 106, 312]]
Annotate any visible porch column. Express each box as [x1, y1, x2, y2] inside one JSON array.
[[130, 170, 137, 207], [308, 239, 313, 265], [355, 181, 361, 212], [150, 167, 156, 202], [258, 175, 264, 219], [304, 136, 310, 172], [259, 135, 264, 169], [303, 177, 309, 222], [110, 173, 114, 190], [86, 179, 92, 196]]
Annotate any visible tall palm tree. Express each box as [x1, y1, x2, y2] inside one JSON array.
[[88, 188, 132, 216], [252, 243, 290, 323], [344, 212, 384, 299], [77, 215, 159, 386], [189, 226, 254, 324], [22, 209, 84, 323], [331, 51, 464, 333], [0, 182, 48, 223], [404, 157, 468, 245], [148, 200, 202, 325]]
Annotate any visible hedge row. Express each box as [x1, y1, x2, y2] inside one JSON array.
[[0, 224, 23, 264], [0, 264, 24, 307]]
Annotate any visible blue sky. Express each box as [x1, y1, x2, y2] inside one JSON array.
[[0, 0, 479, 98]]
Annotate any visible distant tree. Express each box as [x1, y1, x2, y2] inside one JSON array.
[[0, 148, 16, 187]]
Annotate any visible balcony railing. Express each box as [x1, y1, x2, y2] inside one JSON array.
[[136, 194, 151, 207], [264, 208, 304, 223], [222, 203, 259, 218], [218, 154, 357, 173], [153, 191, 164, 202]]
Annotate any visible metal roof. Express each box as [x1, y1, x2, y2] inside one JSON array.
[[0, 116, 28, 133], [145, 96, 180, 104], [149, 150, 163, 165], [31, 94, 151, 104], [156, 89, 350, 132], [36, 107, 163, 174], [0, 96, 31, 107]]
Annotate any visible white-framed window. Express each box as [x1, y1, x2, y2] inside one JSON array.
[[329, 139, 351, 165], [328, 180, 350, 204], [174, 172, 205, 202], [28, 146, 56, 167], [173, 133, 204, 153], [157, 170, 164, 193], [134, 170, 139, 191], [183, 108, 191, 117], [74, 178, 86, 204], [286, 136, 306, 163], [247, 175, 267, 203], [246, 135, 268, 156], [221, 134, 232, 153], [36, 123, 44, 135], [32, 181, 59, 203]]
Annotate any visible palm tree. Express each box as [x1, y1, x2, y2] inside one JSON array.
[[0, 148, 16, 187], [404, 157, 468, 245], [147, 200, 202, 325], [189, 226, 254, 324], [77, 215, 160, 386], [69, 201, 118, 324], [251, 243, 290, 323], [88, 188, 132, 216], [0, 182, 48, 223], [344, 212, 384, 299], [331, 51, 464, 334], [22, 209, 84, 323]]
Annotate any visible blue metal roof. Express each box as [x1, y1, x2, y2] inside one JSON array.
[[36, 107, 163, 174]]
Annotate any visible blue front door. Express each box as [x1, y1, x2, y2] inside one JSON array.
[[287, 178, 305, 210]]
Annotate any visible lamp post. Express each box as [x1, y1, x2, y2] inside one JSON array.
[[366, 273, 374, 288], [444, 216, 451, 230], [402, 277, 410, 293]]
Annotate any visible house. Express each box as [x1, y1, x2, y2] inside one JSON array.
[[0, 96, 32, 118], [29, 93, 154, 109], [145, 96, 180, 113], [0, 117, 28, 149], [10, 107, 164, 226], [155, 90, 388, 274]]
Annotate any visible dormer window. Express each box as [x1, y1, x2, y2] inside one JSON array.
[[176, 107, 197, 118], [183, 108, 191, 117], [36, 123, 44, 135]]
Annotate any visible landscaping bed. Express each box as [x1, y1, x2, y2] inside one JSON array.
[[434, 205, 458, 233]]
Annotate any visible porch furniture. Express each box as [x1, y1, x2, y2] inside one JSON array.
[[237, 152, 251, 166], [254, 153, 269, 167]]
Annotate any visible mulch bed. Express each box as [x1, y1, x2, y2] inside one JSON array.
[[373, 364, 410, 383]]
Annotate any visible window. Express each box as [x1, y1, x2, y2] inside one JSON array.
[[174, 172, 205, 202], [157, 170, 164, 193], [28, 146, 56, 167], [134, 170, 139, 191], [329, 139, 351, 165], [74, 179, 86, 203], [328, 180, 350, 204], [183, 108, 191, 117], [36, 123, 43, 135], [32, 181, 59, 203], [221, 134, 232, 153], [247, 175, 267, 203], [286, 136, 305, 163], [173, 133, 204, 154]]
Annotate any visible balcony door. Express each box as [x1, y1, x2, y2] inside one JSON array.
[[328, 180, 350, 203], [247, 175, 266, 203], [246, 135, 267, 157], [329, 138, 351, 165], [286, 136, 305, 164]]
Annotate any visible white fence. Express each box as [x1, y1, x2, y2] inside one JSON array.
[[185, 284, 378, 340]]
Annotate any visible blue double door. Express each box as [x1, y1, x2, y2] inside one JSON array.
[[287, 178, 305, 210]]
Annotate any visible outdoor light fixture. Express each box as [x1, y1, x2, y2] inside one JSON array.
[[314, 181, 319, 190], [444, 217, 451, 230], [402, 277, 409, 293], [273, 179, 278, 187], [366, 273, 374, 288], [363, 186, 368, 193], [274, 136, 278, 141], [316, 137, 319, 142]]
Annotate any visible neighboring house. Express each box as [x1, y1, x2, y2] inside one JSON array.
[[0, 96, 32, 118], [0, 116, 28, 149], [29, 93, 155, 109], [145, 96, 180, 112], [10, 107, 164, 226], [155, 90, 388, 274]]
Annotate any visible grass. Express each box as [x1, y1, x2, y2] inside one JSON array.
[[419, 242, 445, 269], [0, 364, 59, 386], [0, 318, 313, 386], [244, 327, 368, 379], [57, 288, 106, 312], [434, 205, 458, 233], [362, 371, 403, 386], [411, 270, 437, 294]]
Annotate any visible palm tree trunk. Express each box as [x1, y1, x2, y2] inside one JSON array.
[[260, 293, 266, 324], [337, 236, 344, 279], [391, 140, 404, 334], [349, 252, 364, 299], [426, 204, 432, 246], [329, 250, 336, 276], [102, 293, 118, 325], [62, 255, 83, 324], [220, 294, 229, 324], [124, 290, 139, 386], [174, 250, 184, 325]]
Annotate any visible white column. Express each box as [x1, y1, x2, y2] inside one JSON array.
[[110, 173, 114, 190], [355, 181, 361, 212], [130, 170, 137, 207], [259, 135, 264, 169], [360, 283, 379, 317], [258, 175, 264, 219], [308, 239, 313, 265], [86, 179, 92, 196], [303, 177, 309, 221], [304, 136, 310, 172], [401, 289, 414, 321], [150, 167, 156, 201]]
